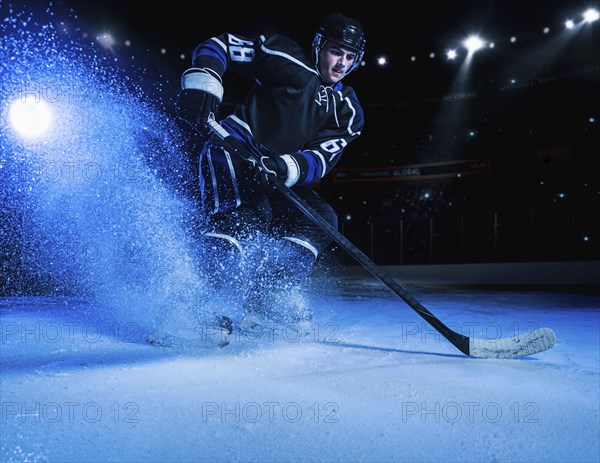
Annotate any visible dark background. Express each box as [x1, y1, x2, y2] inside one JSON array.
[[6, 0, 600, 265]]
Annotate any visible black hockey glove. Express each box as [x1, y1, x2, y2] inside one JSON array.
[[239, 156, 288, 196], [259, 156, 288, 181], [175, 68, 223, 135]]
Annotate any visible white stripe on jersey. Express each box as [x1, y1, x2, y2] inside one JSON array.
[[259, 37, 319, 75], [224, 150, 241, 208], [229, 115, 253, 135], [307, 150, 327, 177], [207, 147, 219, 213], [211, 37, 227, 53], [343, 95, 361, 136]]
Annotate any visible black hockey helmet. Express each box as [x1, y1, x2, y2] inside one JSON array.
[[312, 12, 366, 74]]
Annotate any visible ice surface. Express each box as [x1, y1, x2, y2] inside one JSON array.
[[1, 279, 598, 463], [1, 4, 598, 462]]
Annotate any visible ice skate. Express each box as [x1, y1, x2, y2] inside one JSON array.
[[239, 284, 314, 339], [236, 238, 315, 337], [146, 314, 233, 348]]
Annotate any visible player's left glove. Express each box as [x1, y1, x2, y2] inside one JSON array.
[[175, 68, 223, 135]]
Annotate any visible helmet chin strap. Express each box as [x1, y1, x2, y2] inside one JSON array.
[[312, 36, 326, 68], [313, 39, 328, 84]]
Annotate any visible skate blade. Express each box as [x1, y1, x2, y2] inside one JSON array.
[[146, 329, 230, 349]]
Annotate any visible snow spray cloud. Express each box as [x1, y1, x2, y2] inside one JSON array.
[[0, 3, 212, 333]]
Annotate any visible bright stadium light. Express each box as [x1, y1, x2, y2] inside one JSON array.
[[97, 32, 116, 51], [583, 8, 599, 23], [446, 49, 458, 60], [463, 35, 485, 55], [565, 19, 575, 29], [9, 98, 53, 138]]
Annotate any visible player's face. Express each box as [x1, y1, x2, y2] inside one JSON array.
[[318, 42, 357, 85]]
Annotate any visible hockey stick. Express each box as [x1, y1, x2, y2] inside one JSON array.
[[206, 117, 556, 359]]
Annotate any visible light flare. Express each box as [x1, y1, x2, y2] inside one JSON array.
[[8, 98, 53, 138]]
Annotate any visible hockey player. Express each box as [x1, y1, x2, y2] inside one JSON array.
[[175, 12, 366, 333]]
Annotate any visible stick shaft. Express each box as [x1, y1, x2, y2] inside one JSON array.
[[207, 118, 471, 355]]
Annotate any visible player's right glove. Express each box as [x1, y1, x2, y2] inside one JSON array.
[[175, 68, 223, 135], [238, 155, 289, 197], [259, 156, 288, 182]]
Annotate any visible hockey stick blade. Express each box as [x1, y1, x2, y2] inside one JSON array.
[[205, 117, 557, 359], [469, 327, 556, 359]]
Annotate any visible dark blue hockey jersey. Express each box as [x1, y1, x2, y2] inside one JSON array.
[[192, 32, 364, 187]]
